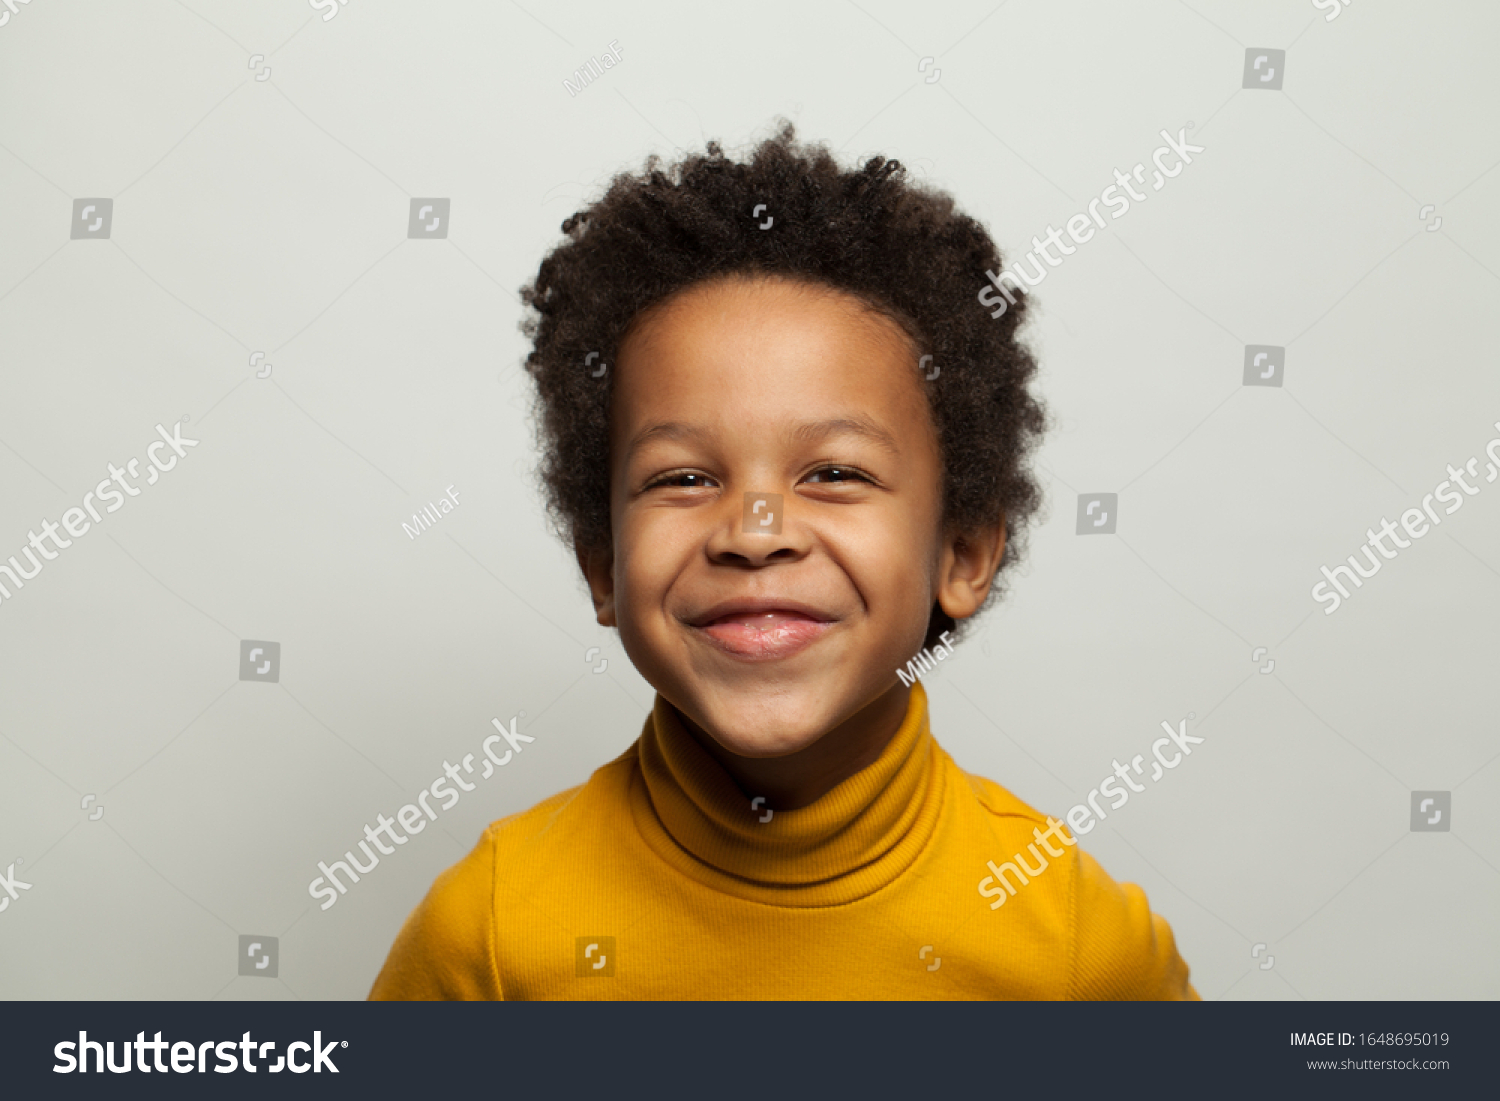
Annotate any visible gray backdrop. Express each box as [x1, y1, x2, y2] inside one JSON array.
[[1, 0, 1496, 1001]]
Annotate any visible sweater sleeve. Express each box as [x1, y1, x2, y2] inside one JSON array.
[[1068, 846, 1199, 1001], [367, 827, 503, 1001]]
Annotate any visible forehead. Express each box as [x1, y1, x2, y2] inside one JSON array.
[[611, 276, 926, 442]]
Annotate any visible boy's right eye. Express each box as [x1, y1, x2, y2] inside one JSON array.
[[644, 470, 718, 490]]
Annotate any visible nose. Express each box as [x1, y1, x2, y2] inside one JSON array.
[[706, 491, 810, 567]]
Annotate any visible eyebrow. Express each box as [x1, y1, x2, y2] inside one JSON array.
[[625, 415, 902, 459]]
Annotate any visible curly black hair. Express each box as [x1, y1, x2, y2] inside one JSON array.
[[519, 120, 1048, 649]]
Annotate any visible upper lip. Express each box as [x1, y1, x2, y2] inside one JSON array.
[[688, 597, 835, 628]]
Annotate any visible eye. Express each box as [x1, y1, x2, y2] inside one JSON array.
[[644, 470, 718, 490], [802, 465, 873, 485]]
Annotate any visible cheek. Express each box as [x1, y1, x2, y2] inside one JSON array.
[[827, 512, 937, 605], [883, 480, 943, 551], [614, 511, 690, 605]]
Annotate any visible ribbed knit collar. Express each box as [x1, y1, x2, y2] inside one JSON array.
[[629, 681, 946, 907]]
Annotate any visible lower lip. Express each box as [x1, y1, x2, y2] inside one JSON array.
[[697, 616, 831, 659]]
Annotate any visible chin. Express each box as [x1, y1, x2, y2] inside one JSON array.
[[690, 694, 835, 759], [712, 727, 824, 760]]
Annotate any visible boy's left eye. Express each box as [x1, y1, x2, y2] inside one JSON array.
[[802, 466, 872, 485]]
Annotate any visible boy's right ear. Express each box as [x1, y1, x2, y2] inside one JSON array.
[[574, 540, 617, 627]]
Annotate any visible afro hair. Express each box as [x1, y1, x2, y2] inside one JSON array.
[[519, 120, 1048, 648]]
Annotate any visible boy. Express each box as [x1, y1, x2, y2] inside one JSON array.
[[369, 123, 1197, 1000]]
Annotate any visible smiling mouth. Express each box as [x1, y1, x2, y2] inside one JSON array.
[[694, 610, 832, 660]]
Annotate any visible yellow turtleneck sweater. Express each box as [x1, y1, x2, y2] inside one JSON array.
[[368, 682, 1198, 1000]]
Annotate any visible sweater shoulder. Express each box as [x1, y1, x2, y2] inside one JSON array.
[[367, 746, 640, 1001], [949, 759, 1197, 1001], [483, 744, 639, 856], [957, 765, 1053, 828]]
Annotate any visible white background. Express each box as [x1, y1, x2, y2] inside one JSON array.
[[0, 0, 1496, 1000]]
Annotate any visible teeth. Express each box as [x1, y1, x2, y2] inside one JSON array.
[[707, 611, 809, 629], [715, 613, 784, 630]]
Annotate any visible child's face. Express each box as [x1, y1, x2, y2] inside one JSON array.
[[586, 275, 976, 759]]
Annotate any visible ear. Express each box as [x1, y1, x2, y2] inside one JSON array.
[[575, 539, 617, 627], [934, 514, 1006, 622]]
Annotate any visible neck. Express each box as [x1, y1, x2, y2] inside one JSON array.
[[675, 683, 912, 811]]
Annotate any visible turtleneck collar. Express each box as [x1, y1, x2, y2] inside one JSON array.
[[628, 681, 947, 907]]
